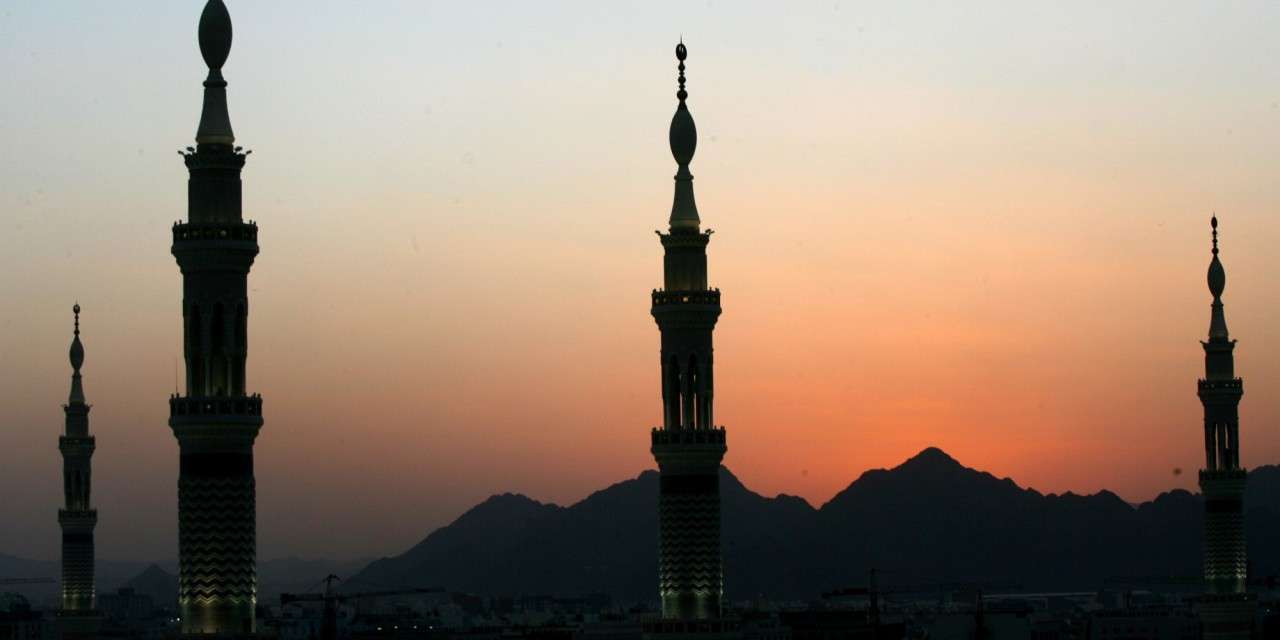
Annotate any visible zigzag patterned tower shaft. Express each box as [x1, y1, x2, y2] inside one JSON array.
[[653, 434, 725, 620], [58, 510, 96, 611], [176, 450, 257, 633], [170, 2, 263, 635]]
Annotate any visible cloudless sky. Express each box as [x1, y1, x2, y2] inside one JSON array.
[[1, 1, 1279, 563]]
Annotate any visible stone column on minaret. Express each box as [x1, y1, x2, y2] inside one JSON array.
[[646, 42, 737, 640], [1195, 216, 1255, 640], [169, 1, 263, 635], [58, 304, 102, 639]]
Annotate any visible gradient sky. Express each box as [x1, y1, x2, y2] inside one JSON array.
[[2, 1, 1280, 564]]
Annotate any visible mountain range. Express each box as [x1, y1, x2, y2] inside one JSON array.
[[348, 447, 1280, 601], [5, 448, 1277, 606]]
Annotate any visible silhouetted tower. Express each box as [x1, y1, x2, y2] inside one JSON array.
[[648, 43, 733, 639], [169, 0, 263, 634], [1195, 217, 1255, 640], [57, 304, 102, 639]]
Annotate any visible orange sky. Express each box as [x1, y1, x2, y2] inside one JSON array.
[[1, 2, 1279, 562]]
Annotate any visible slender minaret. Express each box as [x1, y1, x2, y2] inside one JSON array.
[[57, 304, 101, 639], [169, 1, 263, 634], [647, 43, 733, 637], [1196, 216, 1255, 640]]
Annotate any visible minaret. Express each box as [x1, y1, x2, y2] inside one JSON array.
[[169, 0, 263, 634], [57, 304, 101, 639], [1195, 217, 1255, 640], [647, 43, 735, 639]]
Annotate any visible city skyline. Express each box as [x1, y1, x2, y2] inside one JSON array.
[[3, 0, 1280, 567]]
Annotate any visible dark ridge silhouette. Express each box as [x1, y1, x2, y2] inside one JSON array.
[[347, 448, 1280, 601], [123, 564, 177, 607]]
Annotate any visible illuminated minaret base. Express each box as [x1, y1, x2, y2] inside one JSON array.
[[1195, 217, 1255, 640], [169, 1, 263, 635], [645, 43, 738, 640], [57, 305, 103, 639]]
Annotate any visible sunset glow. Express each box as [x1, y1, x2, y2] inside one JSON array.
[[2, 1, 1279, 566]]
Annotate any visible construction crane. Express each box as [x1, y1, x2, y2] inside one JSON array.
[[280, 575, 444, 640]]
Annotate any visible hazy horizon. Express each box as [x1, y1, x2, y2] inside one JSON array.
[[2, 1, 1279, 564]]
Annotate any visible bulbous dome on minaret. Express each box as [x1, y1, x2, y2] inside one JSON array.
[[669, 45, 697, 166], [195, 0, 236, 145], [667, 41, 701, 231], [1208, 216, 1226, 299], [69, 303, 84, 372], [198, 0, 232, 71], [1207, 216, 1230, 342]]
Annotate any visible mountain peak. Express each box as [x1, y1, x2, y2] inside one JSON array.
[[899, 446, 962, 470]]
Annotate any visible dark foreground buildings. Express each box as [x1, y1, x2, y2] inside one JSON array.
[[57, 304, 102, 639], [1195, 217, 1255, 640], [169, 0, 264, 634], [646, 43, 737, 640]]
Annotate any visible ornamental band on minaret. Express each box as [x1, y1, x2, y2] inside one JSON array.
[[647, 42, 736, 639], [58, 304, 102, 639], [1195, 217, 1255, 640], [169, 0, 264, 635]]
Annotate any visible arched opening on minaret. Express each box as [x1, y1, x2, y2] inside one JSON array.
[[685, 354, 698, 428], [667, 353, 682, 429], [188, 304, 204, 395], [211, 303, 227, 396], [233, 303, 247, 394]]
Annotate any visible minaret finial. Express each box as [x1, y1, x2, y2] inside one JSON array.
[[668, 40, 700, 231], [1207, 215, 1229, 340], [68, 303, 85, 402], [676, 39, 688, 103], [195, 0, 235, 145]]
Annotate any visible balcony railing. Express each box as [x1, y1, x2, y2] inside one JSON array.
[[169, 394, 263, 417], [652, 289, 721, 306], [172, 221, 259, 243], [651, 426, 727, 446]]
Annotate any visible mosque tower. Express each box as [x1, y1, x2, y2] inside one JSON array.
[[646, 42, 738, 640], [57, 304, 102, 639], [169, 0, 263, 634], [1195, 217, 1255, 640]]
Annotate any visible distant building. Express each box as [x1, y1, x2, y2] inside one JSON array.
[[644, 42, 736, 640], [98, 587, 156, 628], [0, 593, 47, 640], [56, 304, 102, 639], [1193, 218, 1255, 640], [1086, 607, 1197, 640], [779, 610, 903, 640], [168, 0, 265, 635]]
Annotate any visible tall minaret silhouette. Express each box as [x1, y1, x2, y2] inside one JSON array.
[[648, 42, 732, 634], [57, 304, 101, 639], [169, 0, 263, 634], [1195, 217, 1255, 640]]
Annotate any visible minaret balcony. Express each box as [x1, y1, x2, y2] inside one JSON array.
[[652, 289, 720, 307], [57, 509, 98, 529], [651, 426, 726, 446], [1200, 468, 1247, 501], [169, 394, 263, 418], [1198, 378, 1243, 402], [1198, 378, 1242, 391], [58, 435, 96, 455], [172, 220, 259, 244]]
